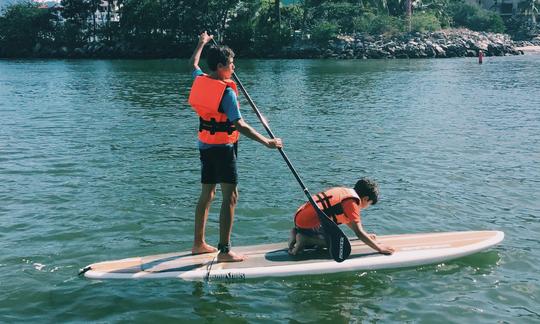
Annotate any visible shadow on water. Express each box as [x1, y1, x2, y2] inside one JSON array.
[[187, 271, 395, 322], [284, 272, 394, 321], [191, 282, 249, 323]]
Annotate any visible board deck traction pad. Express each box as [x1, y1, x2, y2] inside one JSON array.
[[81, 231, 504, 281]]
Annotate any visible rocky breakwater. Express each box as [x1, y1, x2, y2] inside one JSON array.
[[284, 29, 523, 59], [31, 42, 135, 58]]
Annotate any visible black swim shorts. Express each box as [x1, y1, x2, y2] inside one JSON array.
[[199, 143, 238, 184]]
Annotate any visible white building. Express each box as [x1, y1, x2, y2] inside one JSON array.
[[36, 0, 120, 26]]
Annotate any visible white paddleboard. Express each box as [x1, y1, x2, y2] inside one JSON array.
[[81, 230, 504, 281]]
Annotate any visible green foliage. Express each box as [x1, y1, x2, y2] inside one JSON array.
[[120, 0, 161, 39], [54, 20, 86, 48], [60, 0, 91, 23], [60, 0, 101, 46], [410, 12, 441, 32], [225, 1, 301, 56], [414, 0, 453, 28], [0, 2, 55, 56], [386, 0, 406, 16], [225, 9, 255, 54], [370, 14, 404, 34], [310, 21, 339, 45], [207, 0, 243, 38], [352, 11, 441, 34], [352, 12, 403, 35], [280, 4, 304, 31], [351, 14, 373, 33], [505, 15, 539, 39], [312, 2, 363, 33], [450, 2, 505, 33]]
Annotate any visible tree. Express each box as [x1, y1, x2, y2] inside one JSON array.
[[60, 0, 92, 46], [101, 0, 121, 42], [224, 0, 258, 54], [450, 2, 504, 32], [0, 2, 55, 56], [207, 0, 242, 41], [519, 0, 539, 25], [119, 0, 161, 43], [275, 0, 281, 29], [88, 0, 101, 41]]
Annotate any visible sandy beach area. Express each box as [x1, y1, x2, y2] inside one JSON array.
[[515, 45, 540, 54]]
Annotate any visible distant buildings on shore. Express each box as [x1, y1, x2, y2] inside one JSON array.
[[31, 1, 119, 26]]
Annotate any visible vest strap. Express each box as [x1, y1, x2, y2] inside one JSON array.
[[316, 192, 343, 225], [218, 243, 231, 253], [199, 117, 236, 135]]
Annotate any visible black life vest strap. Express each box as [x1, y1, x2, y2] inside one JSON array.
[[199, 117, 236, 135], [316, 192, 343, 225], [217, 85, 233, 113]]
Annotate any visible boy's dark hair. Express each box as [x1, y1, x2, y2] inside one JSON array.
[[354, 178, 379, 205], [206, 45, 235, 71]]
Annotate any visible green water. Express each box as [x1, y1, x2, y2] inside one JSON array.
[[1, 56, 539, 322]]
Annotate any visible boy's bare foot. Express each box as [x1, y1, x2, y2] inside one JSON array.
[[192, 243, 218, 255], [288, 228, 297, 251], [217, 250, 246, 262], [289, 232, 308, 255]]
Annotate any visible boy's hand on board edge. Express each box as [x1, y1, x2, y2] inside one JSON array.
[[378, 245, 395, 255]]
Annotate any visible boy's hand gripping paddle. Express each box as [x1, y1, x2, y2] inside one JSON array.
[[210, 38, 351, 262]]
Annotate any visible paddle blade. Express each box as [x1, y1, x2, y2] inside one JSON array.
[[317, 209, 352, 262]]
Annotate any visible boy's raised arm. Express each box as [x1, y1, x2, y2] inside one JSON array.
[[189, 31, 213, 71]]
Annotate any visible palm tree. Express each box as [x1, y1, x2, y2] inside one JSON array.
[[519, 0, 539, 25]]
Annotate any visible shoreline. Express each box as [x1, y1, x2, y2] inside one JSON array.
[[1, 29, 535, 60]]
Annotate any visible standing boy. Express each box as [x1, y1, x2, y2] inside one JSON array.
[[188, 32, 282, 262], [288, 178, 394, 256]]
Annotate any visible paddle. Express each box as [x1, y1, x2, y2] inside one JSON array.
[[210, 38, 351, 262]]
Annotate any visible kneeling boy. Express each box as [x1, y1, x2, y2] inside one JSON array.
[[289, 178, 394, 255]]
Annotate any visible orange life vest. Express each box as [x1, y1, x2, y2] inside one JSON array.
[[296, 187, 360, 225], [188, 74, 240, 145]]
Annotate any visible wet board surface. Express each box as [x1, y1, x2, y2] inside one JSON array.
[[81, 231, 504, 281]]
